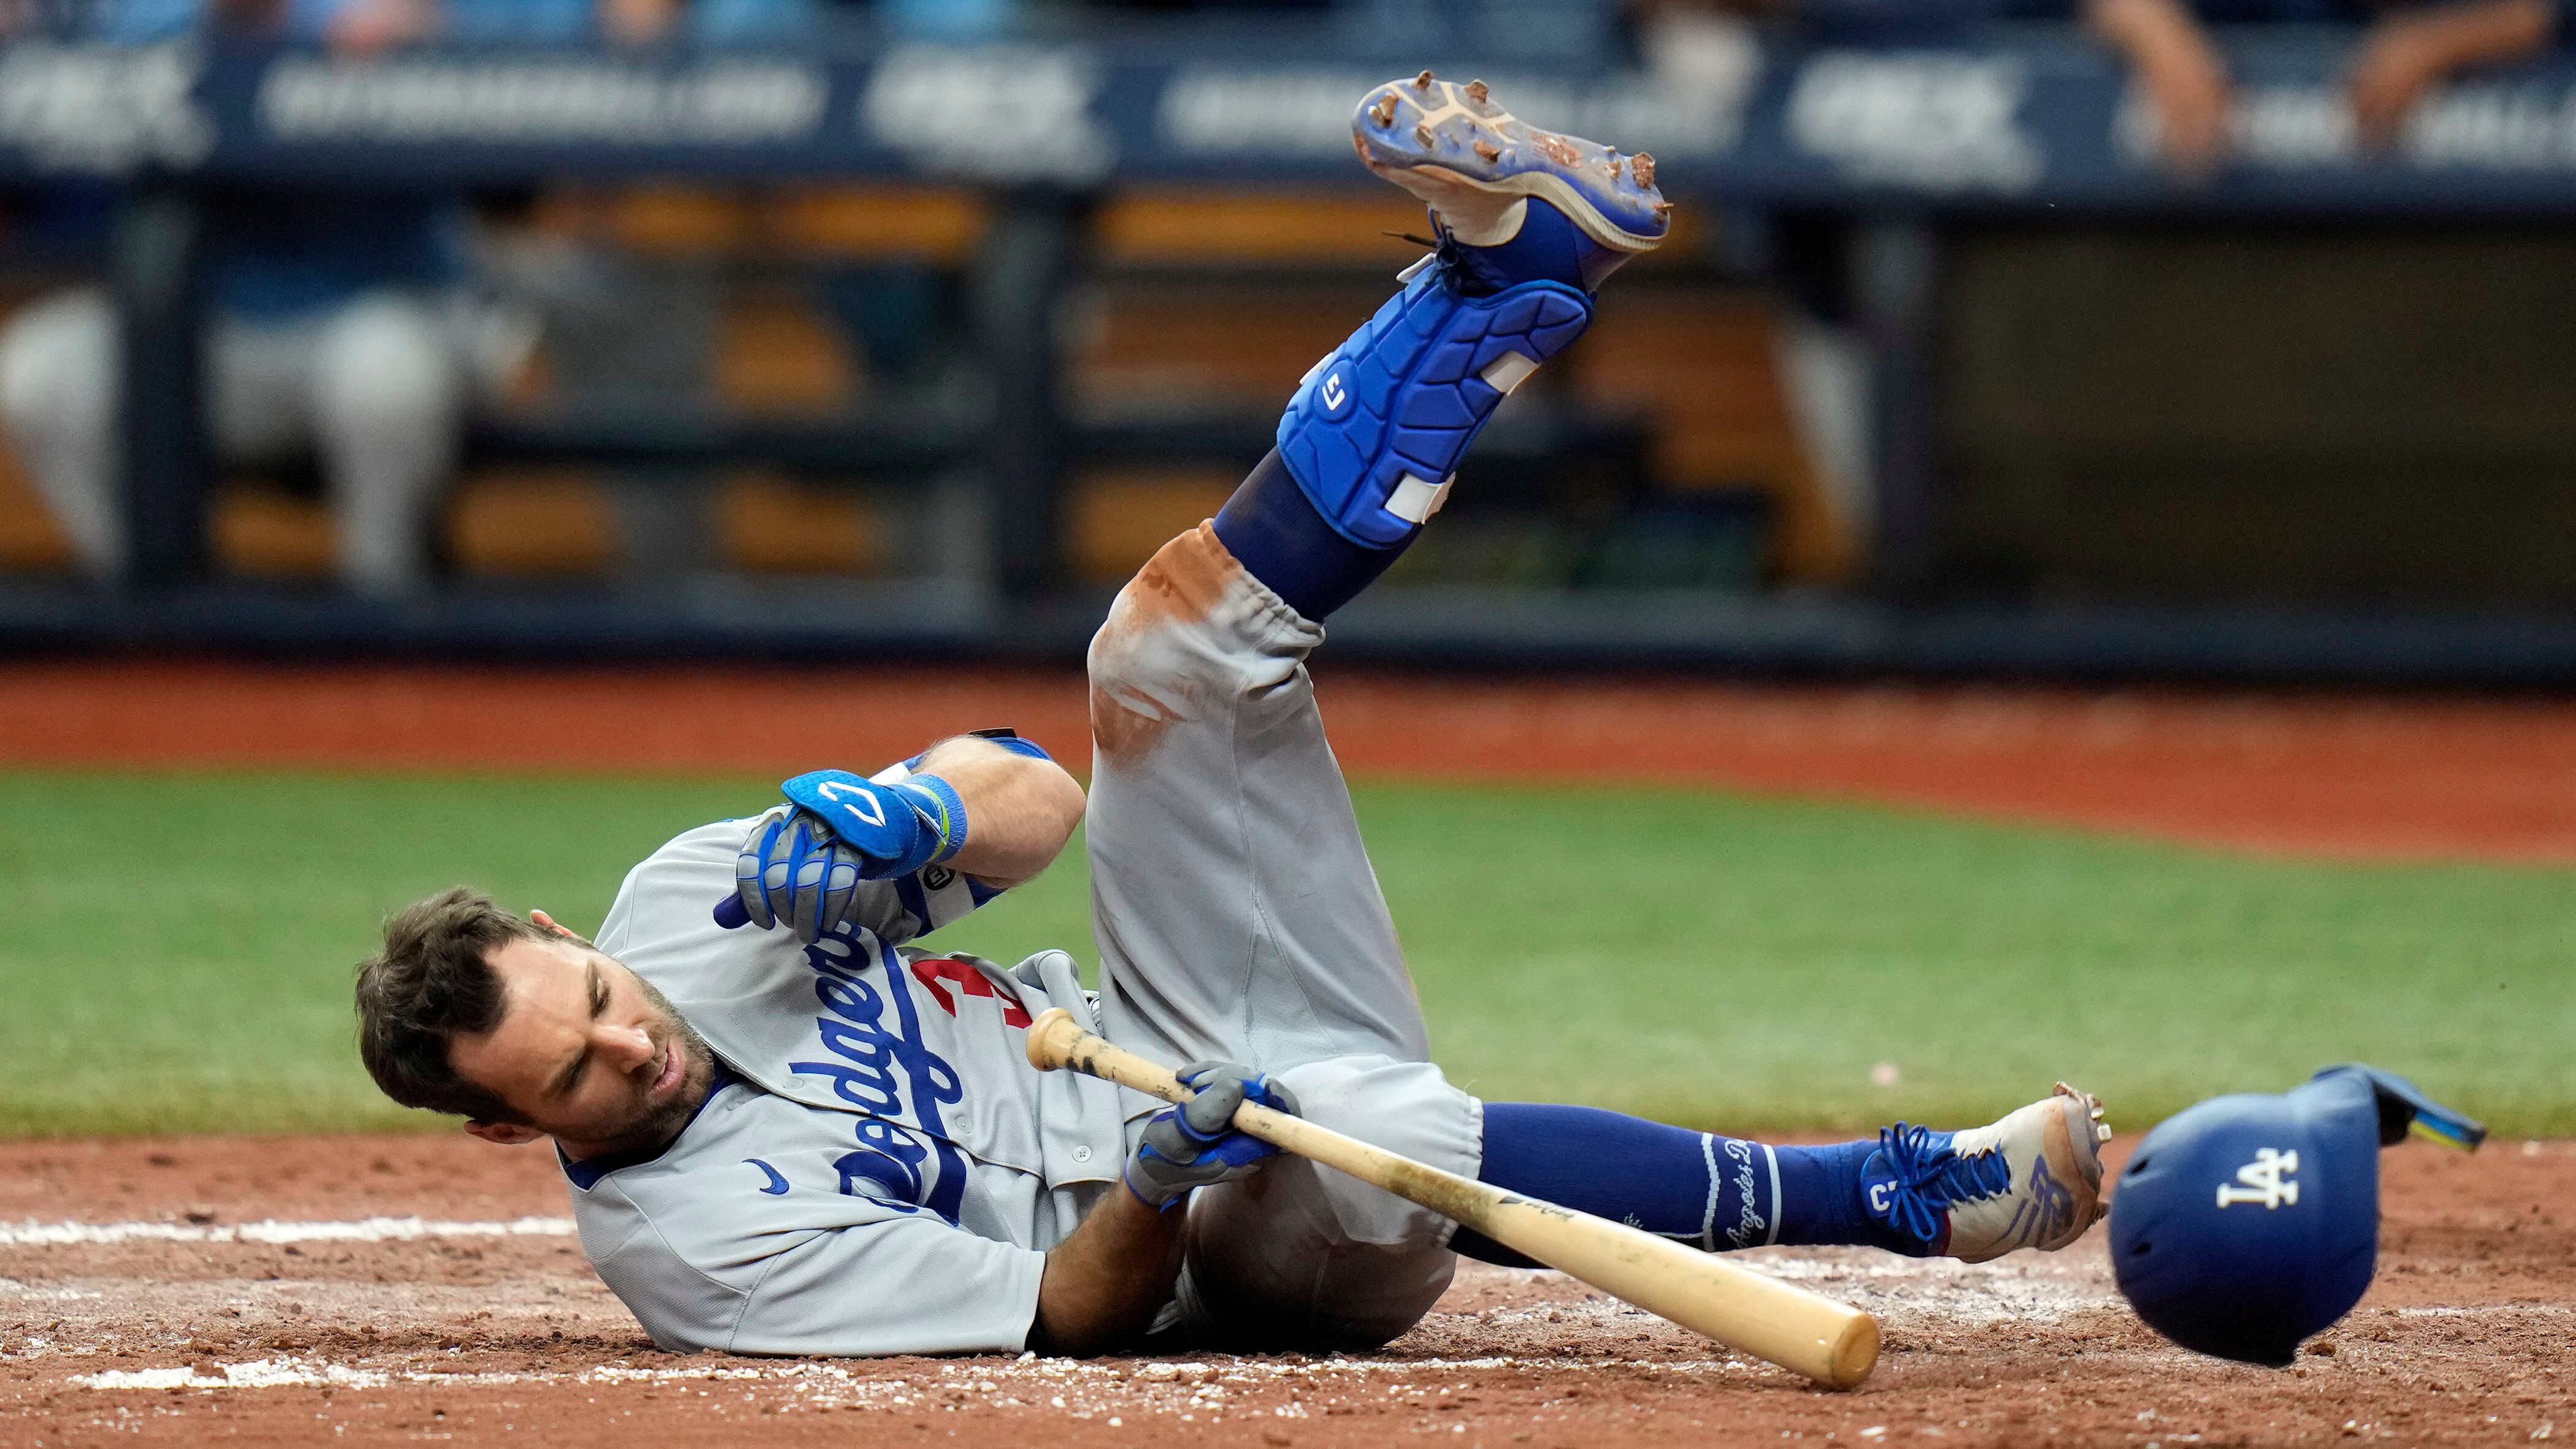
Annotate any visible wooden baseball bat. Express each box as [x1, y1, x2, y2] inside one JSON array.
[[1024, 1007, 1879, 1390]]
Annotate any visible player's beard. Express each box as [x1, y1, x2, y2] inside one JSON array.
[[591, 973, 720, 1162]]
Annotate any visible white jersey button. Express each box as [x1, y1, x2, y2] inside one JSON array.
[[1071, 1145, 1094, 1164]]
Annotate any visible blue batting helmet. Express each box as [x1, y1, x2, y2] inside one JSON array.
[[2108, 1065, 2484, 1367]]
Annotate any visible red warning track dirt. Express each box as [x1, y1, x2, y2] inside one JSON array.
[[0, 1133, 2566, 1448], [4, 661, 2575, 860]]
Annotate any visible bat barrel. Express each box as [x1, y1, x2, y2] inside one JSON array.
[[1022, 1008, 1880, 1390], [1474, 1193, 1878, 1388]]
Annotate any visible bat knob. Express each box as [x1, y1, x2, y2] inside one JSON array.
[[1024, 1007, 1088, 1072]]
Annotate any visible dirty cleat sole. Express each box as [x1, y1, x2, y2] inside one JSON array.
[[1353, 72, 1671, 254], [1944, 1083, 2114, 1263]]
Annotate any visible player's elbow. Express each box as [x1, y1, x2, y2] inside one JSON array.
[[1024, 755, 1090, 852], [959, 752, 1088, 890]]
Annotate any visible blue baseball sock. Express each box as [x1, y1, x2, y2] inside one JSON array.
[[1213, 448, 1412, 621], [1450, 1104, 1915, 1265]]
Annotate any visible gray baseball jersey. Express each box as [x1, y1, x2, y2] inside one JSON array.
[[577, 759, 1129, 1356], [569, 523, 1482, 1356]]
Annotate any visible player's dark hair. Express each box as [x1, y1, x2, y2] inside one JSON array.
[[354, 887, 542, 1125]]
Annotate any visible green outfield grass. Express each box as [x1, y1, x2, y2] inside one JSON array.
[[2, 771, 2569, 1139]]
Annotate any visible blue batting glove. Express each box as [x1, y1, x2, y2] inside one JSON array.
[[779, 769, 967, 881], [723, 806, 868, 942], [1124, 1062, 1301, 1210], [712, 768, 972, 941]]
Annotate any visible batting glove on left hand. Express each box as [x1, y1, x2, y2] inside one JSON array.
[[713, 768, 970, 942], [721, 806, 868, 942], [1125, 1062, 1301, 1211], [779, 768, 965, 881]]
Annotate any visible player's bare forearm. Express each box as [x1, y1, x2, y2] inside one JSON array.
[[2086, 0, 2213, 65], [2087, 0, 2233, 171], [2385, 0, 2555, 68], [909, 736, 1087, 889], [2350, 0, 2555, 141], [1026, 1185, 1187, 1356]]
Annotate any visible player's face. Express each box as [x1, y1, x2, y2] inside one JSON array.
[[447, 936, 717, 1160]]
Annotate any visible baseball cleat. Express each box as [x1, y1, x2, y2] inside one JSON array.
[[1352, 72, 1669, 295], [1862, 1084, 2112, 1263]]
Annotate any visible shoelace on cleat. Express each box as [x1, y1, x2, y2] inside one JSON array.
[[1865, 1123, 2014, 1250], [1417, 217, 1512, 298]]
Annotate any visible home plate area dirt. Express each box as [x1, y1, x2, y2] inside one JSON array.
[[0, 1135, 2567, 1448]]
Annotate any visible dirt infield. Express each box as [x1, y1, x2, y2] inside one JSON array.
[[6, 661, 2576, 859], [0, 1133, 2566, 1448]]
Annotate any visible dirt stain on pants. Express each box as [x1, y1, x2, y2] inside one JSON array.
[[1087, 522, 1244, 770]]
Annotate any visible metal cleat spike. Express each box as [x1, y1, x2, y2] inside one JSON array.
[[1416, 124, 1435, 147], [1413, 69, 1434, 91], [1371, 93, 1397, 128], [1464, 79, 1489, 106], [1474, 140, 1500, 162], [1632, 152, 1657, 188], [1651, 201, 1673, 217]]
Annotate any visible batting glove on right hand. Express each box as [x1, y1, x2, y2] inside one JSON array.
[[1124, 1062, 1301, 1211]]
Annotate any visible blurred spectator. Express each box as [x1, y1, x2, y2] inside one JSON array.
[[807, 0, 1014, 44], [0, 2, 110, 36], [463, 0, 823, 578], [1349, 0, 1618, 61], [1631, 0, 2039, 45], [0, 0, 821, 591], [2087, 0, 2564, 170], [443, 0, 813, 45], [1084, 0, 1322, 12], [1639, 0, 2563, 171], [0, 0, 525, 592]]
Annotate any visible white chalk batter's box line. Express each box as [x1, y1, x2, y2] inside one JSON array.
[[0, 1217, 578, 1247], [53, 1308, 2576, 1402], [69, 1352, 1788, 1396], [56, 1310, 2576, 1409]]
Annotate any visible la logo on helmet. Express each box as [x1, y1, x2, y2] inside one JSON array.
[[2215, 1147, 2299, 1209]]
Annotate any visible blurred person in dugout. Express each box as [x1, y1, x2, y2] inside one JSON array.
[[2077, 0, 2574, 171], [445, 0, 813, 582], [0, 0, 812, 594], [0, 0, 518, 594], [1635, 0, 2574, 173]]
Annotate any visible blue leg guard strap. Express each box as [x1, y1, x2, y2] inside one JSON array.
[[1275, 267, 1592, 549]]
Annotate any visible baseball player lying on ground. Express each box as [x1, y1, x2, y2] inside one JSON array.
[[355, 75, 2115, 1358]]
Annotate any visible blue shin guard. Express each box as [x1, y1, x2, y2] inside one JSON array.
[[1274, 265, 1591, 549]]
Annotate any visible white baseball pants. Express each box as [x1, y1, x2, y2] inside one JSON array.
[[1086, 521, 1483, 1352]]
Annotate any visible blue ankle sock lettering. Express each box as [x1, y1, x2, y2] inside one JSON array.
[[1212, 448, 1410, 621], [1454, 1106, 1913, 1264]]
